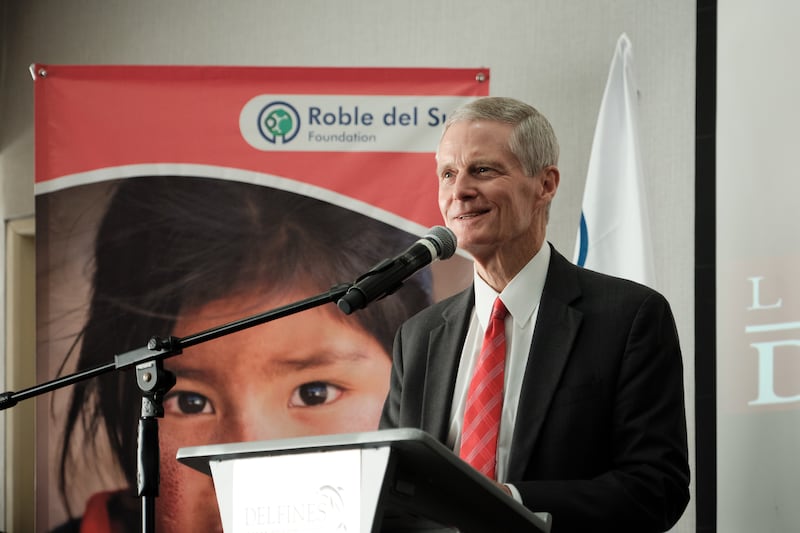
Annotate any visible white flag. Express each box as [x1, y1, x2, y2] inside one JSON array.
[[573, 33, 656, 287]]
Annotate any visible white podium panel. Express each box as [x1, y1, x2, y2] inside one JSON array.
[[209, 447, 390, 533]]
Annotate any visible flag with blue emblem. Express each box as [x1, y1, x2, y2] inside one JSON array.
[[574, 33, 656, 287]]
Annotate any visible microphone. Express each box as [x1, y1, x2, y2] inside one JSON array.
[[337, 225, 457, 315]]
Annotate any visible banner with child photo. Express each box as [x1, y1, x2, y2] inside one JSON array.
[[33, 65, 487, 532]]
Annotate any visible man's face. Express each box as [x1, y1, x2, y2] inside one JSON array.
[[436, 120, 556, 264], [155, 291, 391, 532]]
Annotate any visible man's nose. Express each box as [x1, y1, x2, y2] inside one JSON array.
[[451, 171, 478, 199]]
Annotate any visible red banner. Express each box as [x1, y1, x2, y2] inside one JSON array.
[[35, 66, 487, 532], [34, 65, 489, 229]]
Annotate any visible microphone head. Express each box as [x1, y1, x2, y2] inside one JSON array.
[[425, 226, 457, 259]]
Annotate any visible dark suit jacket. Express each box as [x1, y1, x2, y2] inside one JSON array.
[[380, 245, 690, 532]]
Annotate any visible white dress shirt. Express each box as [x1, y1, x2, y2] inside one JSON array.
[[446, 243, 550, 485]]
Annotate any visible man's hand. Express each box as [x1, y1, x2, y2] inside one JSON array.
[[494, 480, 512, 497]]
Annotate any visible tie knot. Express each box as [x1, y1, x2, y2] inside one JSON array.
[[491, 298, 508, 321]]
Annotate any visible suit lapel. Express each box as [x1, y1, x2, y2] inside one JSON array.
[[420, 288, 473, 441], [508, 247, 583, 476]]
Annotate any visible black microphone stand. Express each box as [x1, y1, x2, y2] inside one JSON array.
[[0, 283, 351, 533]]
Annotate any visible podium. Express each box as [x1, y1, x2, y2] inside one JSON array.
[[177, 428, 551, 533]]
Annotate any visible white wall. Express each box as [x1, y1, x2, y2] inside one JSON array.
[[0, 1, 697, 530]]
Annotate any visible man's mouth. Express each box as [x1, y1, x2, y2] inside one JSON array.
[[455, 209, 489, 220]]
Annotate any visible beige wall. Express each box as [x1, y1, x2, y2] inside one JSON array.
[[4, 218, 36, 532], [0, 1, 697, 531]]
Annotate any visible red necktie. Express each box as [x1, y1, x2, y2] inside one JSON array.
[[459, 298, 508, 479]]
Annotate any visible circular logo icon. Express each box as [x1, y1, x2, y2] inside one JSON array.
[[318, 485, 347, 530], [257, 101, 301, 144]]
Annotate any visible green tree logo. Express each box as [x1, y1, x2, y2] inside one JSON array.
[[257, 102, 300, 144]]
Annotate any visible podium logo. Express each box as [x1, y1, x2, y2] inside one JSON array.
[[257, 101, 301, 144], [241, 484, 349, 532], [318, 485, 347, 531]]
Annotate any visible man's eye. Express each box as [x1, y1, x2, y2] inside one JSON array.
[[441, 168, 461, 180], [289, 381, 343, 407], [164, 391, 214, 415]]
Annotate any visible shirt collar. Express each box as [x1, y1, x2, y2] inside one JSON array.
[[473, 242, 550, 328]]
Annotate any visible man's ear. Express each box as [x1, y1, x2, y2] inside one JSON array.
[[540, 165, 560, 200]]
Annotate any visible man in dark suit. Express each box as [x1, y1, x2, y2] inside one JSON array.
[[380, 97, 690, 532]]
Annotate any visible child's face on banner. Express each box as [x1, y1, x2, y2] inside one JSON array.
[[154, 290, 392, 532]]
